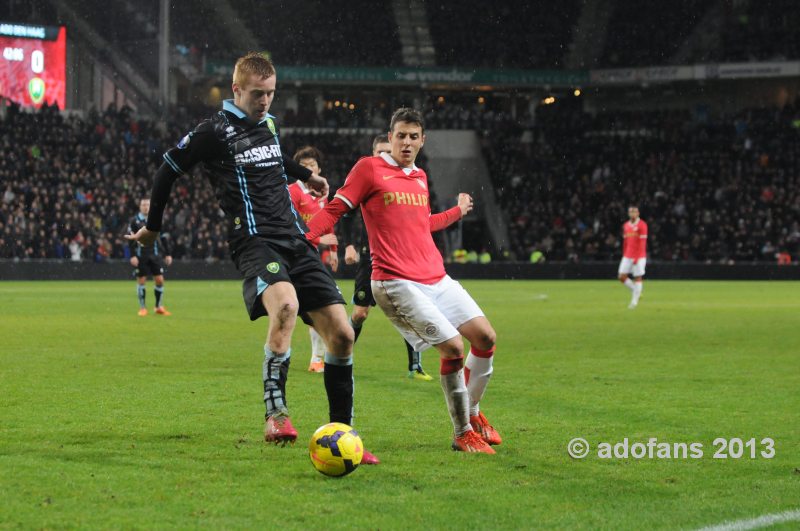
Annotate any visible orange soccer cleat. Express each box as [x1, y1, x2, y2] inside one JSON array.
[[264, 414, 298, 446], [452, 430, 496, 454], [470, 412, 502, 446], [308, 360, 325, 373], [137, 308, 148, 317], [154, 306, 171, 316]]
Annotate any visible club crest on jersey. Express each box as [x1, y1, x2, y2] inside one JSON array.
[[266, 262, 280, 274], [266, 117, 277, 136], [234, 217, 242, 230], [177, 133, 192, 149]]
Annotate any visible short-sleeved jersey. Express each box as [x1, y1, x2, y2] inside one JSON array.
[[334, 153, 445, 284], [160, 100, 306, 242], [128, 212, 168, 257], [288, 181, 335, 250], [622, 219, 648, 259]]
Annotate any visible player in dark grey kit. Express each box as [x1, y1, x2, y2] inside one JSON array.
[[128, 198, 172, 316], [126, 52, 378, 464]]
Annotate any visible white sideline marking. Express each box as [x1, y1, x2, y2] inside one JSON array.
[[697, 509, 800, 531]]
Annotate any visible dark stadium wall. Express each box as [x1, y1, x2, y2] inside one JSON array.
[[585, 78, 800, 113], [1, 262, 797, 281]]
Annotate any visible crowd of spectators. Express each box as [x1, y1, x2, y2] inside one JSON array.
[[2, 95, 799, 264], [0, 99, 429, 263], [485, 102, 800, 263], [0, 99, 229, 262]]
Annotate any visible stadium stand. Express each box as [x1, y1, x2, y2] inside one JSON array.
[[600, 1, 710, 67], [425, 0, 581, 69], [2, 96, 798, 264], [484, 101, 800, 263], [719, 0, 800, 62], [234, 0, 402, 66]]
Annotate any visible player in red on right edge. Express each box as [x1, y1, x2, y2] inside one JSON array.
[[618, 205, 648, 309]]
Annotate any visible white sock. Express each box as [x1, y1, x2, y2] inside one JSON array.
[[309, 327, 325, 362], [623, 278, 635, 292], [440, 369, 471, 436], [465, 351, 493, 417], [632, 282, 643, 304]]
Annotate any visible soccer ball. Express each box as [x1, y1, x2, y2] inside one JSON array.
[[308, 422, 364, 477]]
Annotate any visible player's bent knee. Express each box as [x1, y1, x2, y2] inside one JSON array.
[[436, 337, 464, 359], [326, 328, 354, 354], [472, 328, 496, 350], [274, 300, 299, 323], [618, 275, 628, 282]]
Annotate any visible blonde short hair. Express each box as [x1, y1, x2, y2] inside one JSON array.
[[233, 52, 276, 87]]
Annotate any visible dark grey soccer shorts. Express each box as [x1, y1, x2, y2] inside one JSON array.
[[231, 235, 345, 323]]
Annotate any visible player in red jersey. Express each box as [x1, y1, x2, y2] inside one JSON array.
[[289, 146, 340, 372], [342, 135, 434, 382], [618, 205, 648, 309], [307, 108, 500, 454]]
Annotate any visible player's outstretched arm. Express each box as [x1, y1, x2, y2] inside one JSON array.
[[457, 193, 474, 216], [305, 173, 329, 198], [306, 198, 350, 241], [430, 193, 473, 232], [284, 158, 329, 198], [125, 159, 182, 247]]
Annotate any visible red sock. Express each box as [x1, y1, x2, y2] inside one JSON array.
[[439, 356, 464, 375], [470, 345, 495, 358]]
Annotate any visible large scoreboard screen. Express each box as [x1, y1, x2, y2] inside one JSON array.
[[0, 22, 66, 109]]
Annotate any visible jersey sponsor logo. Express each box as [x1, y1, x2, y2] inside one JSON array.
[[266, 262, 280, 274], [266, 117, 277, 136], [382, 175, 394, 180], [234, 144, 282, 165], [383, 191, 428, 207], [177, 133, 191, 149]]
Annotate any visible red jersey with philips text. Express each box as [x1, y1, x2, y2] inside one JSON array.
[[335, 154, 445, 284], [622, 219, 648, 259]]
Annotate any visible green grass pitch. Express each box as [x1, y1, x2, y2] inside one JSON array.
[[1, 279, 798, 529]]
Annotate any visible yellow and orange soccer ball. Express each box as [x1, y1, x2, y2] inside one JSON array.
[[308, 422, 364, 477]]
